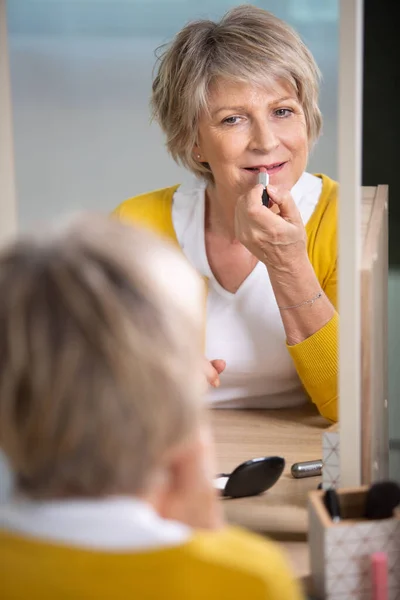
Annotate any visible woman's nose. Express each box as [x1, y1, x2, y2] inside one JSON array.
[[248, 121, 279, 154]]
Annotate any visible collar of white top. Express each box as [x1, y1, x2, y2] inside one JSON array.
[[0, 496, 190, 550]]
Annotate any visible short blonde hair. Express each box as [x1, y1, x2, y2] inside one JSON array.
[[0, 215, 203, 499], [152, 4, 322, 183]]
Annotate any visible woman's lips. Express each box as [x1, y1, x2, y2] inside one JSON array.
[[243, 162, 286, 175]]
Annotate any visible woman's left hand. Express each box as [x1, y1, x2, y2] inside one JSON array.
[[234, 183, 307, 271]]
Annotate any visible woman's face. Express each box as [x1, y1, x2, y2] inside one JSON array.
[[195, 79, 309, 194]]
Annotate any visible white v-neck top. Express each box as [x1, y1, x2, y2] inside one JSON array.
[[172, 172, 322, 408]]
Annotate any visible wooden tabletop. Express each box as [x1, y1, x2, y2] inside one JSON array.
[[210, 403, 330, 585], [211, 403, 330, 535]]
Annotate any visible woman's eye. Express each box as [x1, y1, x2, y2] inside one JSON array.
[[222, 116, 241, 125], [274, 108, 292, 118]]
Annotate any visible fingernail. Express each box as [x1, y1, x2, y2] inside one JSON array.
[[268, 185, 277, 194], [213, 379, 220, 388]]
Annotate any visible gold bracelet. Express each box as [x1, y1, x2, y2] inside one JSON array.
[[278, 291, 323, 311]]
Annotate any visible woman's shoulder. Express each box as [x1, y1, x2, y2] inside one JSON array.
[[183, 527, 303, 599], [314, 172, 338, 196], [309, 173, 338, 230], [112, 185, 181, 240], [315, 173, 339, 208], [306, 173, 338, 264], [306, 174, 338, 281], [112, 184, 180, 220]]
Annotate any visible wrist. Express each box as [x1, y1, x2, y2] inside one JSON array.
[[266, 254, 323, 307], [265, 246, 310, 278]]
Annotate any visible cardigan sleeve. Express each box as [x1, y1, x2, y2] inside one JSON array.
[[286, 262, 338, 422]]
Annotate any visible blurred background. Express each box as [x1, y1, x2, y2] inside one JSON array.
[[6, 0, 338, 227]]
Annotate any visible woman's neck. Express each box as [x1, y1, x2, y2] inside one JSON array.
[[205, 184, 239, 243]]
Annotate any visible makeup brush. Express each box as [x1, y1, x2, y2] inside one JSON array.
[[364, 481, 400, 520]]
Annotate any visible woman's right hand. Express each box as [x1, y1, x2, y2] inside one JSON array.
[[204, 358, 226, 388]]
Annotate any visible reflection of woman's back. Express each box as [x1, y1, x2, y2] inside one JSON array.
[[0, 216, 303, 600], [114, 6, 338, 422]]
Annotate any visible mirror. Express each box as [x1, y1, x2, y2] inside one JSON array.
[[1, 0, 391, 520]]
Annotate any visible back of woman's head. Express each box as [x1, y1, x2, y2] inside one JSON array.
[[0, 215, 204, 499]]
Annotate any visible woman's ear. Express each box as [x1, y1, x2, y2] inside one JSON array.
[[192, 144, 203, 162], [148, 430, 223, 530]]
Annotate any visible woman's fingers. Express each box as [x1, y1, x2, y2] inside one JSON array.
[[210, 359, 226, 375], [242, 183, 301, 224], [266, 185, 302, 223], [235, 182, 307, 266], [205, 358, 226, 387]]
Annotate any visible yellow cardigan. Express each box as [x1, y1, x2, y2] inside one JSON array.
[[0, 527, 303, 599], [113, 174, 338, 422]]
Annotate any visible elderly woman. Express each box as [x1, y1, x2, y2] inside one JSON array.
[[0, 216, 303, 599], [114, 5, 338, 422]]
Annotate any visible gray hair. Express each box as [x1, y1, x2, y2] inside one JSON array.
[[0, 215, 204, 499]]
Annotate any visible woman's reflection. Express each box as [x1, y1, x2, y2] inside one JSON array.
[[114, 5, 338, 422]]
